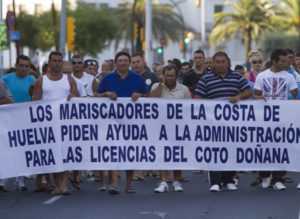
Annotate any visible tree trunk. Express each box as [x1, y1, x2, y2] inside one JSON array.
[[245, 29, 252, 70]]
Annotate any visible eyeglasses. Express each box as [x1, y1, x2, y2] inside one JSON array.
[[252, 60, 263, 64], [72, 61, 83, 65]]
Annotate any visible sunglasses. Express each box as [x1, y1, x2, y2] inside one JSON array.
[[252, 60, 263, 64], [85, 60, 97, 66], [72, 61, 83, 65]]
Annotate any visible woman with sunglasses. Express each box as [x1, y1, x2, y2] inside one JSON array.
[[245, 51, 264, 82]]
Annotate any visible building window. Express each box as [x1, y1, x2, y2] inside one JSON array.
[[214, 5, 223, 13]]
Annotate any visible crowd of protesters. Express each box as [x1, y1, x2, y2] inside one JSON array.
[[0, 47, 299, 195]]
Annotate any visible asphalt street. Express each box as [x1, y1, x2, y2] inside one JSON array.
[[0, 171, 300, 219]]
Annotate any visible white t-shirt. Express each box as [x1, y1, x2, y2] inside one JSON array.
[[254, 69, 297, 100], [74, 78, 86, 97], [72, 72, 94, 96]]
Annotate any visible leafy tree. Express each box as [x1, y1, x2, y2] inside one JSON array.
[[36, 11, 60, 51], [113, 0, 183, 52], [17, 12, 40, 52], [272, 0, 300, 32], [262, 31, 300, 59], [70, 3, 119, 57], [209, 0, 276, 63]]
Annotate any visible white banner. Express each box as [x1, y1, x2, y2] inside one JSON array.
[[0, 97, 300, 179]]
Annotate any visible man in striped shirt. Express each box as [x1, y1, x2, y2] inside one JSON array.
[[194, 51, 252, 192]]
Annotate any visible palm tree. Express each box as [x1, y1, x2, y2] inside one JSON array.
[[114, 0, 183, 53], [272, 0, 300, 32], [208, 0, 276, 63]]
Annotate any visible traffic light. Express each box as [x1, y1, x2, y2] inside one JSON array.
[[140, 27, 144, 42], [133, 22, 138, 39], [195, 0, 200, 8], [67, 17, 75, 52], [184, 31, 190, 44], [157, 47, 163, 54]]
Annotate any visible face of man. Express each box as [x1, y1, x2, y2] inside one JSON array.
[[164, 68, 177, 88], [48, 55, 63, 73], [205, 57, 213, 69], [236, 68, 245, 76], [71, 57, 84, 74], [155, 65, 163, 77], [85, 65, 98, 76], [287, 53, 295, 67], [194, 52, 205, 68], [213, 55, 229, 75], [115, 55, 130, 73], [101, 61, 110, 72], [62, 64, 73, 75], [273, 55, 288, 72], [131, 56, 145, 74], [295, 56, 300, 69], [181, 64, 191, 73], [15, 59, 30, 78]]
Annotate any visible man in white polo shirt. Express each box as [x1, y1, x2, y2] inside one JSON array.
[[150, 64, 191, 193]]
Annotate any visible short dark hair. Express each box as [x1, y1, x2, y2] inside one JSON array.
[[271, 49, 287, 63], [194, 49, 205, 57], [71, 54, 83, 60], [212, 51, 231, 68], [172, 58, 181, 70], [115, 51, 131, 62], [234, 65, 245, 71], [49, 51, 63, 61], [42, 64, 48, 74], [163, 64, 179, 76], [181, 62, 192, 68], [285, 48, 294, 55], [16, 55, 30, 64], [132, 52, 144, 59]]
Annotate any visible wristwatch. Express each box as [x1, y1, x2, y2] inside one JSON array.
[[160, 82, 166, 88]]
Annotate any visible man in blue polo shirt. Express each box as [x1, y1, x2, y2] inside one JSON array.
[[95, 51, 148, 194], [194, 51, 252, 192]]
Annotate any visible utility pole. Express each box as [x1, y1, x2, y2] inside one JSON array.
[[0, 0, 3, 76], [59, 0, 66, 58], [12, 0, 19, 57], [201, 0, 205, 45], [145, 0, 152, 68]]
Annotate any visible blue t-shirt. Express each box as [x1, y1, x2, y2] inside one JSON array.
[[97, 70, 148, 97], [2, 73, 36, 103]]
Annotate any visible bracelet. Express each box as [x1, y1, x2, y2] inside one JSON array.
[[160, 82, 166, 88]]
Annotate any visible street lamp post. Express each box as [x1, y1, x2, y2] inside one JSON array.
[[201, 0, 205, 44], [59, 0, 66, 58], [145, 0, 152, 69]]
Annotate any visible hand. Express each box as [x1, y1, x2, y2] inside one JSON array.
[[67, 93, 76, 101], [106, 91, 117, 100], [158, 75, 165, 83], [254, 95, 267, 101], [229, 95, 240, 103], [131, 92, 142, 102]]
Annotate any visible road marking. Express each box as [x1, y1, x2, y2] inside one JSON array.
[[43, 195, 64, 205], [140, 212, 168, 219], [298, 207, 300, 219]]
